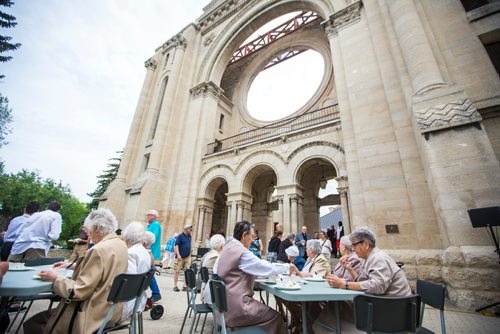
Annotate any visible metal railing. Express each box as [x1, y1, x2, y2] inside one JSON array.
[[207, 104, 339, 154]]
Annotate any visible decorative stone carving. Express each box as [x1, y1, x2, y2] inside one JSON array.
[[190, 81, 224, 99], [414, 98, 482, 134], [144, 58, 158, 70], [204, 33, 215, 46], [198, 0, 242, 34], [322, 1, 362, 35], [159, 34, 188, 52], [129, 179, 146, 195]]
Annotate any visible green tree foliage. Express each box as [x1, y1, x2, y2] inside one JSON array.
[[0, 93, 12, 148], [87, 151, 122, 210], [0, 169, 88, 247], [0, 0, 21, 79]]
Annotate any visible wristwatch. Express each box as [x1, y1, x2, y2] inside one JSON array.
[[344, 281, 349, 290]]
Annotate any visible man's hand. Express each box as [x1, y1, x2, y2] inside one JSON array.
[[289, 263, 298, 275], [52, 261, 69, 269]]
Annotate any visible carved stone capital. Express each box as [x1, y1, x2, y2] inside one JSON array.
[[414, 97, 482, 134], [144, 58, 158, 70], [335, 175, 349, 189], [323, 1, 362, 35], [159, 34, 188, 52], [190, 81, 224, 99]]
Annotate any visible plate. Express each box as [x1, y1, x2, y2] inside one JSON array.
[[8, 266, 35, 271], [276, 285, 301, 290], [255, 278, 276, 284], [33, 274, 41, 280], [305, 277, 325, 282]]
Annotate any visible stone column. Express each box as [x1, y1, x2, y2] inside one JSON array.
[[196, 206, 207, 242], [277, 196, 284, 227], [387, 0, 445, 95], [282, 195, 292, 234], [148, 37, 187, 172], [116, 58, 157, 181], [335, 176, 351, 234], [237, 201, 244, 221], [290, 195, 298, 234]]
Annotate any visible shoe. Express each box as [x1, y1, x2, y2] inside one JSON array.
[[182, 286, 187, 291], [173, 287, 180, 292], [150, 295, 162, 303]]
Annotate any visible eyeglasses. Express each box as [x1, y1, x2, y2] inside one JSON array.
[[351, 240, 365, 248]]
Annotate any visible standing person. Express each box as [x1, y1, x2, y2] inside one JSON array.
[[295, 225, 310, 260], [319, 230, 332, 257], [267, 230, 282, 263], [68, 223, 89, 261], [313, 231, 319, 240], [248, 229, 263, 258], [277, 233, 294, 263], [327, 224, 337, 258], [161, 233, 178, 269], [9, 202, 62, 262], [1, 201, 40, 261], [146, 209, 162, 302], [336, 221, 344, 253], [173, 224, 192, 292]]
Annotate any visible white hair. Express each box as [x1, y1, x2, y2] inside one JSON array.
[[84, 209, 118, 238], [340, 235, 353, 251], [210, 234, 225, 251], [350, 227, 376, 248], [306, 239, 322, 255], [142, 231, 156, 248], [285, 245, 299, 257], [123, 222, 145, 245]]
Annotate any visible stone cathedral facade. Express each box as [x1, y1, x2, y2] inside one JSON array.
[[100, 0, 500, 308]]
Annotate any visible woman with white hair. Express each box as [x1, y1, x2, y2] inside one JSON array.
[[331, 235, 363, 282], [201, 234, 225, 303], [121, 222, 150, 321], [292, 239, 331, 278], [24, 209, 128, 334]]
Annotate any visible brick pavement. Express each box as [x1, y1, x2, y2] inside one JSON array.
[[12, 268, 500, 333]]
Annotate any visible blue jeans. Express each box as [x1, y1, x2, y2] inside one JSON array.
[[150, 276, 161, 297]]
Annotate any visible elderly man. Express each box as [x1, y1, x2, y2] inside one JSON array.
[[161, 232, 178, 269], [9, 202, 62, 262], [146, 209, 162, 302], [217, 221, 292, 333], [173, 224, 193, 292], [295, 225, 310, 259], [24, 209, 128, 334], [1, 201, 40, 261]]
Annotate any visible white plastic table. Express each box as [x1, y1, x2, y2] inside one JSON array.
[[0, 265, 54, 319], [256, 280, 363, 334]]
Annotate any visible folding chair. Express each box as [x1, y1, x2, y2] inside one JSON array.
[[417, 280, 446, 334], [96, 270, 153, 334], [353, 294, 421, 334], [7, 257, 65, 334], [179, 268, 212, 334], [209, 278, 266, 334]]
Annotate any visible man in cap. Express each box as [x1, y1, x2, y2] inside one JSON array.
[[146, 209, 162, 302], [173, 224, 192, 291]]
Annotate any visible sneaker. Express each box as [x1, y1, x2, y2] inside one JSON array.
[[182, 286, 187, 291], [150, 295, 162, 303], [173, 287, 180, 292]]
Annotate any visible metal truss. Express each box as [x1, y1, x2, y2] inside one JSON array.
[[229, 11, 320, 65], [263, 48, 309, 70]]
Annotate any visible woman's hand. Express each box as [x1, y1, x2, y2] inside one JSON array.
[[38, 270, 59, 282], [325, 274, 345, 288], [52, 261, 69, 269]]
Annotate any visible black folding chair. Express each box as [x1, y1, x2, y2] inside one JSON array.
[[95, 270, 153, 334], [7, 257, 65, 334], [353, 294, 421, 334], [179, 268, 212, 334], [417, 280, 446, 334], [209, 278, 266, 334]]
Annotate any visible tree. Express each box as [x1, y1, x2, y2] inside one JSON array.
[[0, 94, 12, 148], [0, 0, 21, 79], [0, 169, 88, 247], [87, 151, 122, 210]]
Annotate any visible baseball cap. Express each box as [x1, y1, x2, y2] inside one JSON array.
[[184, 224, 193, 230], [146, 209, 158, 216]]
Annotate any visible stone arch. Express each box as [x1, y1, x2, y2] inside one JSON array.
[[238, 160, 281, 196], [197, 0, 335, 84], [199, 164, 233, 199], [235, 150, 286, 174]]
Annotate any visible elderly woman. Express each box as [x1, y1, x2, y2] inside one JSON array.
[[24, 209, 128, 334], [331, 235, 363, 282], [314, 227, 412, 333], [121, 222, 151, 321], [293, 239, 331, 278], [285, 245, 305, 271], [201, 234, 225, 303]]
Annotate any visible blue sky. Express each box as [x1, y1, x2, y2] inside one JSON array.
[[1, 0, 210, 201]]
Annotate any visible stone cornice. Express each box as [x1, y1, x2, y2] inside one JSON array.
[[144, 58, 158, 70], [197, 0, 256, 35], [190, 81, 224, 99], [414, 97, 483, 134], [158, 34, 188, 53], [322, 1, 363, 36]]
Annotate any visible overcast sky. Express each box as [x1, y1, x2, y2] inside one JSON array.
[[1, 1, 335, 213], [1, 0, 211, 201]]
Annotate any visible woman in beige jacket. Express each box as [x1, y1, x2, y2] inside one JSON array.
[[24, 209, 128, 334]]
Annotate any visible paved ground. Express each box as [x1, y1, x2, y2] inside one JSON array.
[[9, 268, 500, 333]]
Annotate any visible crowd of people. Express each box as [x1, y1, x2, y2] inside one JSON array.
[[0, 200, 412, 334]]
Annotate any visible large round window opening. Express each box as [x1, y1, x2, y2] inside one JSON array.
[[247, 49, 324, 121]]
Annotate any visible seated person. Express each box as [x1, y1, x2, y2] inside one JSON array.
[[216, 221, 292, 334], [285, 245, 305, 271], [331, 236, 363, 282], [121, 222, 151, 321], [24, 209, 128, 334], [201, 234, 225, 303], [142, 231, 161, 302], [316, 227, 412, 333]]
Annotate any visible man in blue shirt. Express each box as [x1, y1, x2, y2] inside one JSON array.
[[161, 233, 178, 269], [146, 209, 162, 302], [173, 224, 192, 292]]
